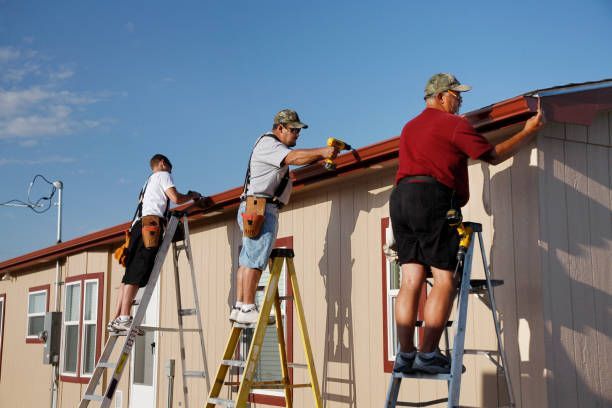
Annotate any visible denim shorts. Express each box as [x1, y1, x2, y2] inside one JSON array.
[[237, 201, 279, 270]]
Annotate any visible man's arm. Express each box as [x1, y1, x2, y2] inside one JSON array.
[[284, 146, 337, 166], [165, 187, 200, 204], [485, 110, 545, 165]]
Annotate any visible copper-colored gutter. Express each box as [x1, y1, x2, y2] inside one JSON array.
[[0, 95, 537, 275]]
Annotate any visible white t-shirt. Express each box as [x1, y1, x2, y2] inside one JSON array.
[[140, 171, 175, 219], [245, 134, 292, 205]]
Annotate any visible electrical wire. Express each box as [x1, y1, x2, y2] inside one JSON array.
[[0, 174, 57, 213]]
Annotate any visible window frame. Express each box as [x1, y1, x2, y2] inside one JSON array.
[[60, 273, 104, 383], [0, 293, 6, 380], [25, 284, 50, 344], [381, 218, 426, 373], [238, 236, 294, 407]]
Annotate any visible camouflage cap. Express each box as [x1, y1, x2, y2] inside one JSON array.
[[424, 73, 471, 98], [273, 109, 308, 129]]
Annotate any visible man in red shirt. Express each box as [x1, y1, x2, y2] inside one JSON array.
[[390, 73, 544, 374]]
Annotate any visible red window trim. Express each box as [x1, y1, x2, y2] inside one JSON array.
[[60, 272, 104, 384], [0, 293, 6, 380], [381, 218, 426, 373], [26, 284, 50, 344], [244, 236, 294, 407]]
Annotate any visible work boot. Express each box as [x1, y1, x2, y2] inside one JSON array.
[[413, 349, 452, 374], [393, 350, 416, 374]]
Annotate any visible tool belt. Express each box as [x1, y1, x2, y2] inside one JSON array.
[[242, 196, 267, 238], [141, 215, 163, 248]]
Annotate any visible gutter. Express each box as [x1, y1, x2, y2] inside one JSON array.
[[0, 95, 538, 276]]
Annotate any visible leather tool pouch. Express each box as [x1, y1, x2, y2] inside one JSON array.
[[113, 230, 131, 267], [141, 215, 162, 248], [242, 196, 266, 238]]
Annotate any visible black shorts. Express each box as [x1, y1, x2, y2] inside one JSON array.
[[389, 178, 460, 270], [122, 219, 163, 287]]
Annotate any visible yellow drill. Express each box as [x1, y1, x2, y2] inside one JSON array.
[[324, 137, 352, 170]]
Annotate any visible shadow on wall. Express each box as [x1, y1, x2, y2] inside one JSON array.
[[318, 182, 389, 408], [482, 135, 611, 408]]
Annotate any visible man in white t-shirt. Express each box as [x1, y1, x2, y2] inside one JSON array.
[[109, 154, 201, 332], [231, 109, 337, 324]]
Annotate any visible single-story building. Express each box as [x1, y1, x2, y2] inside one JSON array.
[[0, 79, 610, 407]]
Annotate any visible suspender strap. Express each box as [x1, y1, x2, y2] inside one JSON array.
[[241, 133, 290, 206]]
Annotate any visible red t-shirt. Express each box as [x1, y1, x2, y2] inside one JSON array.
[[395, 108, 494, 207]]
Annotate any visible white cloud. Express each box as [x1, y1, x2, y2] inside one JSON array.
[[0, 155, 76, 166], [0, 46, 20, 63], [49, 67, 74, 81], [0, 46, 110, 140]]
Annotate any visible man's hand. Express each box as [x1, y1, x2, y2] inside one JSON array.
[[323, 146, 338, 159], [187, 190, 202, 200], [524, 109, 545, 134]]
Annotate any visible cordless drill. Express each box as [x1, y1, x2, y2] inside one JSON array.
[[324, 137, 352, 170]]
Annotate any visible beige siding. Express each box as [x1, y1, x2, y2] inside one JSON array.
[[0, 265, 56, 407], [537, 112, 612, 407]]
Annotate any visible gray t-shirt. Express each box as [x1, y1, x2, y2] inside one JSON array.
[[245, 133, 292, 205]]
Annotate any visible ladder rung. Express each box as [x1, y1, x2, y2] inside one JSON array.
[[208, 397, 235, 407], [288, 362, 307, 369], [279, 295, 294, 301], [179, 308, 197, 316], [221, 359, 246, 368], [415, 320, 453, 327], [97, 362, 116, 369], [183, 370, 207, 378], [392, 371, 452, 381], [83, 394, 104, 402], [175, 244, 187, 251], [141, 326, 200, 333]]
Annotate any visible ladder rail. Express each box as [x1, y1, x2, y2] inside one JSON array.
[[182, 215, 212, 393], [172, 240, 191, 408], [447, 234, 475, 407], [79, 212, 209, 407], [385, 222, 516, 408], [207, 250, 322, 407], [477, 231, 516, 407], [98, 215, 180, 408]]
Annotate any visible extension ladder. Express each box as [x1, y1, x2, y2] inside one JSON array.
[[79, 211, 210, 408], [206, 248, 322, 407], [385, 222, 515, 408]]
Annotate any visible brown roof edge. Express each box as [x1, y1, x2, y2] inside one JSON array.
[[0, 95, 537, 275]]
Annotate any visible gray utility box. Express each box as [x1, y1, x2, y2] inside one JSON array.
[[42, 312, 62, 365]]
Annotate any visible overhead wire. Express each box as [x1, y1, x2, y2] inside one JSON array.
[[0, 174, 58, 213]]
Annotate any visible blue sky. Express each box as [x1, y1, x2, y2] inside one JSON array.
[[1, 0, 611, 261]]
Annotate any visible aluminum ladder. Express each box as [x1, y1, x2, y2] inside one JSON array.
[[385, 222, 515, 408], [206, 248, 322, 407], [79, 211, 210, 407]]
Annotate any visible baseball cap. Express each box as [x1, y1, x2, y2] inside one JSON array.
[[274, 109, 308, 129], [424, 73, 471, 98]]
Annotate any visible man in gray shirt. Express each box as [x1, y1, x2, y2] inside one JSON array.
[[231, 109, 337, 324]]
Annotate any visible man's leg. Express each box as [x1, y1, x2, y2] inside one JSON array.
[[420, 266, 457, 353], [120, 284, 140, 316], [112, 283, 125, 320], [395, 263, 426, 353], [242, 267, 262, 304], [236, 266, 246, 303]]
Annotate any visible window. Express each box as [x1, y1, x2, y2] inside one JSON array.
[[26, 285, 49, 343], [0, 293, 5, 379], [239, 237, 294, 406], [381, 218, 426, 372], [60, 273, 104, 383]]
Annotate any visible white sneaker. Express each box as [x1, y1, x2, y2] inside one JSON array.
[[235, 306, 276, 325], [107, 318, 120, 332], [229, 306, 240, 323], [111, 317, 144, 335]]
